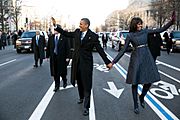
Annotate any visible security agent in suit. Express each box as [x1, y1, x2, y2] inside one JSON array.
[[46, 29, 70, 92], [31, 31, 46, 67], [148, 32, 163, 61], [52, 17, 112, 116]]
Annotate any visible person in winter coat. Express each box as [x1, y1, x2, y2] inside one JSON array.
[[109, 11, 175, 114], [148, 32, 163, 61], [51, 17, 112, 116], [31, 31, 46, 67], [46, 29, 70, 92], [163, 32, 173, 54]]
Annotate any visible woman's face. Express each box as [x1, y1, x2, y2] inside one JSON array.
[[137, 22, 143, 31]]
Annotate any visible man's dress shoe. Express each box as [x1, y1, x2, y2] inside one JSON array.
[[83, 108, 89, 116], [63, 82, 67, 88], [77, 99, 83, 104], [134, 108, 139, 114], [33, 65, 38, 68], [53, 87, 59, 92]]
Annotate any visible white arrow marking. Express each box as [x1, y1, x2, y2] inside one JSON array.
[[96, 64, 109, 72], [103, 82, 124, 98]]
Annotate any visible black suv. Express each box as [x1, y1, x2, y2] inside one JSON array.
[[171, 31, 180, 52], [16, 30, 38, 53], [16, 30, 48, 53]]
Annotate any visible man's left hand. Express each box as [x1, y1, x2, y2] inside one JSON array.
[[107, 63, 113, 70]]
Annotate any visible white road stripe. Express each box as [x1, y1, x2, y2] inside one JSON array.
[[159, 70, 180, 84], [28, 82, 55, 120], [0, 59, 16, 67], [29, 79, 79, 120], [29, 77, 96, 120], [156, 60, 180, 72], [89, 90, 96, 120]]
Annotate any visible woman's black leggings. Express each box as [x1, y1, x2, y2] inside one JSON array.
[[132, 83, 151, 108]]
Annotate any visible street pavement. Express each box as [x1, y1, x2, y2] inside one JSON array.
[[0, 44, 179, 120]]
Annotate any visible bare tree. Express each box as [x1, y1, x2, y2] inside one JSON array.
[[150, 0, 180, 30], [11, 0, 21, 31]]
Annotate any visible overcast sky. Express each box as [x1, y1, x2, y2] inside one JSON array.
[[22, 0, 129, 28]]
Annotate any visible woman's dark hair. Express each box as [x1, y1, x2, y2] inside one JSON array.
[[129, 17, 143, 32], [163, 32, 169, 39]]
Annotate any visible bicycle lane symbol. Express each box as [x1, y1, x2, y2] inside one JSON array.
[[150, 81, 179, 99]]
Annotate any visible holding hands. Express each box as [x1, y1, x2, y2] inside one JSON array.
[[106, 62, 114, 70]]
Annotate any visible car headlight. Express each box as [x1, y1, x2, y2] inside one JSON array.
[[16, 40, 21, 46], [25, 41, 32, 43]]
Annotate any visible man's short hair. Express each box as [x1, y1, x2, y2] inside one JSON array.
[[81, 18, 90, 27]]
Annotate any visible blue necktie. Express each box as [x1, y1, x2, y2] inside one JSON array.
[[54, 36, 58, 54], [36, 36, 39, 46], [81, 32, 84, 40]]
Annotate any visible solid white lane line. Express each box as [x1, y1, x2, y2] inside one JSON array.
[[159, 70, 180, 84], [28, 82, 55, 120], [156, 60, 180, 72], [29, 79, 95, 120], [0, 59, 16, 67], [89, 90, 96, 120]]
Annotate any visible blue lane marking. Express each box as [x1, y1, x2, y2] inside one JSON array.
[[107, 54, 173, 120], [138, 87, 173, 120], [116, 64, 127, 75]]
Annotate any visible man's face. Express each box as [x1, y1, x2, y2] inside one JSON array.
[[79, 20, 88, 32], [36, 31, 40, 35]]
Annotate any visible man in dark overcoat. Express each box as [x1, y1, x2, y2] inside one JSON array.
[[46, 29, 70, 92], [31, 31, 46, 67], [102, 33, 107, 49], [148, 33, 163, 61], [52, 17, 112, 116]]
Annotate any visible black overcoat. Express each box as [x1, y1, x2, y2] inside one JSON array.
[[31, 35, 45, 60], [148, 33, 163, 58], [46, 34, 70, 76], [55, 26, 111, 88], [113, 21, 173, 84]]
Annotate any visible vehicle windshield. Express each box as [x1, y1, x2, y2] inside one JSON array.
[[172, 32, 180, 38], [21, 32, 36, 38], [121, 32, 128, 38]]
